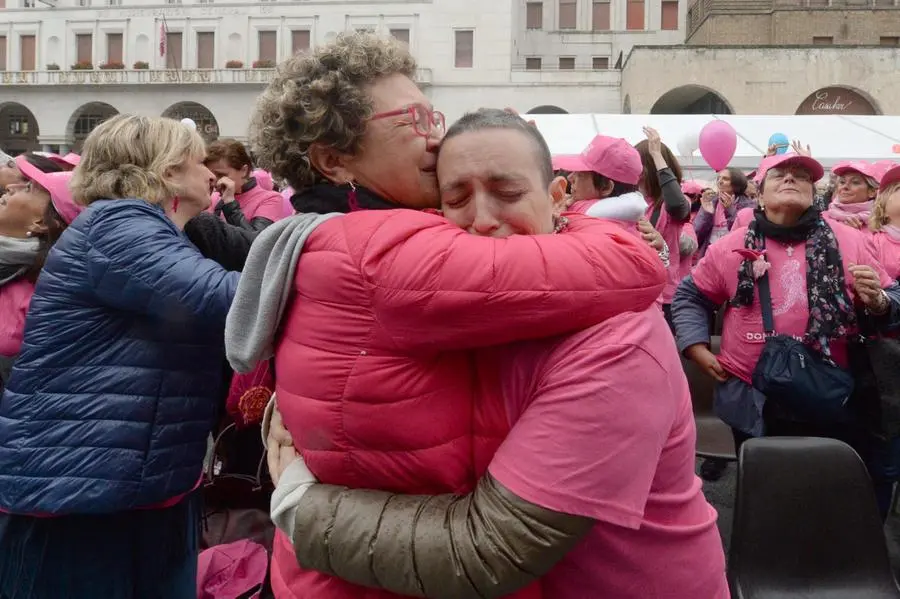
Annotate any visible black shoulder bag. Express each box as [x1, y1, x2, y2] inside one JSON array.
[[750, 267, 855, 425]]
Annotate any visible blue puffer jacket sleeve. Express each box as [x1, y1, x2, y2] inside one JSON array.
[[86, 201, 236, 325]]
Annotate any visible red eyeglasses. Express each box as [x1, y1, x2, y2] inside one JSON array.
[[370, 103, 446, 138]]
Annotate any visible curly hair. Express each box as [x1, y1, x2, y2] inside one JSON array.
[[871, 181, 900, 231], [250, 32, 417, 191]]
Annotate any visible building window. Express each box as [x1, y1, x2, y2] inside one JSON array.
[[106, 33, 123, 64], [196, 32, 214, 68], [559, 0, 576, 29], [0, 36, 6, 71], [454, 30, 473, 68], [9, 116, 29, 136], [627, 0, 645, 30], [592, 0, 610, 30], [291, 30, 310, 54], [559, 56, 575, 70], [19, 35, 35, 71], [661, 0, 678, 30], [390, 28, 410, 44], [525, 57, 541, 70], [77, 0, 90, 6], [23, 0, 35, 7], [812, 36, 833, 45], [107, 0, 122, 5], [592, 56, 609, 69], [76, 33, 93, 64], [166, 0, 182, 4], [166, 32, 182, 68], [258, 31, 277, 63], [526, 2, 543, 29], [880, 36, 900, 46]]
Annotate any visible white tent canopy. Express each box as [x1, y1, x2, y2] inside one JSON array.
[[529, 114, 900, 180]]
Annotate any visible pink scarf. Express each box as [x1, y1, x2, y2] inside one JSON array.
[[828, 199, 874, 225], [882, 224, 900, 242]]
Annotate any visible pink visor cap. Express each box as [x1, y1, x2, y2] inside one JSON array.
[[879, 165, 900, 193], [832, 160, 883, 183], [15, 155, 83, 225], [755, 153, 825, 185], [552, 135, 643, 185]]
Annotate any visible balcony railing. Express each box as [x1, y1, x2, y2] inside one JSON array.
[[688, 0, 900, 37], [0, 67, 433, 86]]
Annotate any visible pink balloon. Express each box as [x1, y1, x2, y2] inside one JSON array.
[[698, 120, 738, 172]]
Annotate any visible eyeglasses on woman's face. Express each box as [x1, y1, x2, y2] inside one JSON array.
[[370, 103, 446, 138]]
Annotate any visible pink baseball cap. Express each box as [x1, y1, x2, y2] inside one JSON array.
[[832, 160, 882, 183], [681, 180, 704, 195], [43, 153, 80, 171], [15, 155, 83, 225], [755, 153, 825, 185], [552, 135, 643, 185], [879, 165, 900, 192]]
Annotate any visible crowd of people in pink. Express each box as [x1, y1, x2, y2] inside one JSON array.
[[0, 31, 899, 599]]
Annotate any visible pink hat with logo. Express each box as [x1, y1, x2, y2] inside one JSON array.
[[552, 135, 643, 185], [832, 160, 882, 183], [15, 155, 83, 225], [755, 153, 825, 185]]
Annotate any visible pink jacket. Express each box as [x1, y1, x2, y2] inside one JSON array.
[[271, 210, 667, 599], [0, 279, 35, 357]]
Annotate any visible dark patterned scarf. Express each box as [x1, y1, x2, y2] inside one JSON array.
[[732, 207, 856, 363]]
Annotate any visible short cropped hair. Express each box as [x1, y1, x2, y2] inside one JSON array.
[[441, 108, 554, 186]]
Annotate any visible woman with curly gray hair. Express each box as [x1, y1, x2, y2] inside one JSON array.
[[251, 32, 442, 213]]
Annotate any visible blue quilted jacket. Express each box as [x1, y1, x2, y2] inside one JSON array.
[[0, 200, 239, 515]]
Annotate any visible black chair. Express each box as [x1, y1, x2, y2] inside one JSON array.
[[729, 437, 900, 599], [682, 336, 736, 459]]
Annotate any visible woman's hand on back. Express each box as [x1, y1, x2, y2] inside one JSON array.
[[266, 404, 297, 485], [685, 343, 728, 382], [637, 218, 665, 251]]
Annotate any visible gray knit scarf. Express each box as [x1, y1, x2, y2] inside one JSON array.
[[225, 212, 341, 374], [0, 235, 40, 286]]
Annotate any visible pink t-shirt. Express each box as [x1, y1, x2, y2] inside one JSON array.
[[692, 222, 893, 384], [209, 184, 287, 222], [732, 207, 754, 230], [870, 231, 900, 280], [0, 278, 35, 357], [485, 308, 729, 599], [647, 200, 686, 305]]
